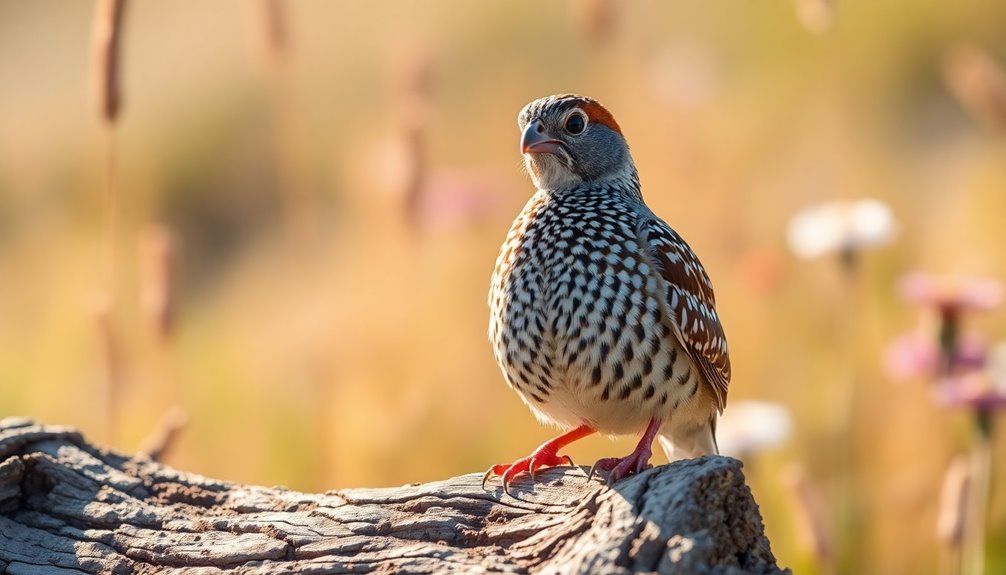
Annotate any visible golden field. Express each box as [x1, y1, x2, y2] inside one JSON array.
[[1, 1, 1005, 573]]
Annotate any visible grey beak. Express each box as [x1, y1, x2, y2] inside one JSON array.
[[521, 120, 564, 156]]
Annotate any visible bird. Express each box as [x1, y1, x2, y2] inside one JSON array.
[[484, 94, 730, 494]]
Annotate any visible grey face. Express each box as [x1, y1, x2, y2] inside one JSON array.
[[517, 95, 632, 191]]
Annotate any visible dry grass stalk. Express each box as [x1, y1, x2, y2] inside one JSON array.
[[937, 455, 971, 546], [943, 44, 1006, 132], [138, 407, 189, 462], [140, 225, 178, 341], [962, 432, 992, 575], [253, 0, 314, 238], [395, 50, 432, 226], [401, 125, 427, 227], [89, 0, 127, 124], [93, 295, 123, 446], [571, 0, 617, 46], [90, 0, 130, 447], [256, 0, 288, 73], [397, 48, 432, 122], [938, 456, 970, 575], [782, 464, 835, 574]]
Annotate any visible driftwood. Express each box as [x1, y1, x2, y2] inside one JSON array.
[[0, 418, 786, 574]]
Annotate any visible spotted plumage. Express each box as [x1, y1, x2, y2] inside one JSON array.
[[484, 94, 730, 492]]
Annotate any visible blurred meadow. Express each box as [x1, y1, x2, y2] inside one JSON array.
[[2, 1, 1006, 573]]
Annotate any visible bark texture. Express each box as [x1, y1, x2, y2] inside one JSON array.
[[0, 418, 786, 574]]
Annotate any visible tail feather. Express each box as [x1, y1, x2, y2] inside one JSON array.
[[658, 417, 719, 462]]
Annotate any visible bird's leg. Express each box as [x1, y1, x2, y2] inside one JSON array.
[[589, 417, 663, 484], [482, 424, 596, 495]]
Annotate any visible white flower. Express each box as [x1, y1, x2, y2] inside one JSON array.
[[786, 199, 897, 260], [716, 400, 793, 458]]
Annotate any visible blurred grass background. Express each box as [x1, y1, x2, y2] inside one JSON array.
[[2, 1, 1006, 573]]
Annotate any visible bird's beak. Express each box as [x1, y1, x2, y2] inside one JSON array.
[[521, 121, 564, 156]]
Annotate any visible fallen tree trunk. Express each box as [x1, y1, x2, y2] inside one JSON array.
[[0, 418, 787, 574]]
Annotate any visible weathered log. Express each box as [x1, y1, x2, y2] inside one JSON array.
[[0, 418, 787, 574]]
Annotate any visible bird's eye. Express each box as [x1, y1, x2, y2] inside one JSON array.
[[564, 112, 587, 135]]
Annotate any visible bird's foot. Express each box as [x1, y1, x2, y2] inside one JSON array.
[[482, 447, 576, 496], [588, 444, 654, 485], [588, 417, 662, 484], [481, 425, 595, 496]]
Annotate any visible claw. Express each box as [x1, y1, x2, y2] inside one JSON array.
[[481, 467, 495, 490], [586, 418, 663, 485], [481, 425, 598, 495], [484, 450, 574, 495], [587, 457, 614, 482], [588, 451, 654, 485], [589, 456, 636, 485], [500, 464, 527, 498], [503, 480, 515, 498], [482, 463, 510, 491]]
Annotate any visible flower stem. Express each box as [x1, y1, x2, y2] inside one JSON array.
[[938, 307, 960, 377], [963, 408, 993, 575]]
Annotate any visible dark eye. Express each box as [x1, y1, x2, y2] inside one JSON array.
[[564, 112, 586, 135]]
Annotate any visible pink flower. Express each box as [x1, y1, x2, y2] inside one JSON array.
[[897, 274, 1002, 377], [899, 274, 1003, 311], [933, 372, 1006, 410], [884, 331, 938, 381], [884, 330, 987, 381], [938, 341, 1006, 410]]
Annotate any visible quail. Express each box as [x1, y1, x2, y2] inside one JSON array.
[[485, 94, 730, 493]]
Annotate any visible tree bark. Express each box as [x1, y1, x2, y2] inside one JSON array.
[[0, 418, 786, 574]]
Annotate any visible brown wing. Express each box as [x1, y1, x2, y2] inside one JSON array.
[[639, 217, 730, 411]]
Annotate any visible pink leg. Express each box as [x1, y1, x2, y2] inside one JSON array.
[[483, 425, 596, 496], [589, 417, 663, 484]]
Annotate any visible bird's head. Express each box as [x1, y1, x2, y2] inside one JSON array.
[[517, 94, 633, 191]]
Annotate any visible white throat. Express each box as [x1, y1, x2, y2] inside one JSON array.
[[524, 153, 582, 191]]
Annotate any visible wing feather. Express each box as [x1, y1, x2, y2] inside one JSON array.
[[639, 217, 730, 411]]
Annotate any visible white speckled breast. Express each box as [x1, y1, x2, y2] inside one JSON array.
[[489, 181, 712, 436]]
